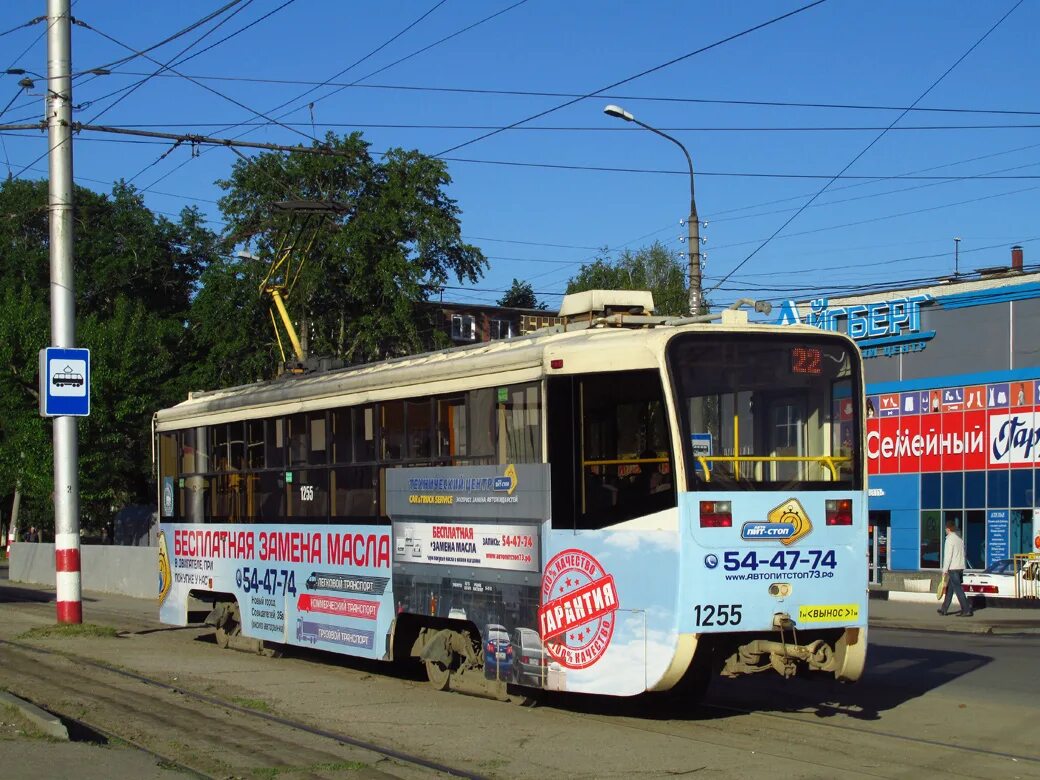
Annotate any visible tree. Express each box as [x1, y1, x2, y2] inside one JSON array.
[[498, 279, 546, 310], [566, 242, 691, 316], [0, 178, 218, 535], [210, 132, 486, 377]]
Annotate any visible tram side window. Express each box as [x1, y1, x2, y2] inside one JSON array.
[[381, 400, 405, 460], [288, 412, 327, 466], [287, 469, 329, 522], [467, 388, 497, 464], [266, 418, 286, 469], [354, 406, 377, 462], [436, 396, 467, 460], [331, 466, 380, 522], [158, 433, 178, 519], [406, 399, 433, 460], [331, 408, 352, 464], [502, 383, 542, 464], [549, 371, 675, 531], [246, 419, 265, 469]]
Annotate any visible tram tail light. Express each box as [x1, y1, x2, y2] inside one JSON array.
[[700, 501, 732, 527], [826, 499, 853, 526]]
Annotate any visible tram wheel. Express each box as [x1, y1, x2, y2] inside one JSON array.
[[425, 659, 452, 691]]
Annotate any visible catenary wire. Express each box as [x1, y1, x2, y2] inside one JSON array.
[[135, 0, 531, 193], [94, 71, 1040, 117], [434, 0, 831, 156], [707, 0, 1026, 296], [80, 1, 261, 125]]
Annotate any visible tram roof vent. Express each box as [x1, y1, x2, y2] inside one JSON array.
[[558, 289, 655, 319]]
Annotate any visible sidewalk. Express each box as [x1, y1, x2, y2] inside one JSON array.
[[867, 595, 1040, 635]]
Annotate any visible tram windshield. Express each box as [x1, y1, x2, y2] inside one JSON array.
[[668, 333, 862, 491]]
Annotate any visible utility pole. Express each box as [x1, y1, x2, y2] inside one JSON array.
[[48, 0, 82, 624], [954, 236, 961, 277]]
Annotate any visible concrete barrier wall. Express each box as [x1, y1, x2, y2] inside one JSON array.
[[9, 543, 156, 599]]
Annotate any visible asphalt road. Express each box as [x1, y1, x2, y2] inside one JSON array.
[[1, 565, 1038, 779]]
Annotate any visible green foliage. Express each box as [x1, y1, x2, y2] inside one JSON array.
[[566, 242, 692, 316], [498, 278, 546, 310], [212, 132, 485, 373], [0, 178, 217, 534]]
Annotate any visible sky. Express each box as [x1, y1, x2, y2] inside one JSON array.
[[2, 0, 1038, 313]]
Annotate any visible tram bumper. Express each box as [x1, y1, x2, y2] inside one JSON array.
[[719, 614, 865, 681]]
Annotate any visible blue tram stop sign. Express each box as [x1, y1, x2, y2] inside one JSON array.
[[39, 347, 90, 417]]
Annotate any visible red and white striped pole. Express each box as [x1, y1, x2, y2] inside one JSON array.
[[48, 0, 82, 624]]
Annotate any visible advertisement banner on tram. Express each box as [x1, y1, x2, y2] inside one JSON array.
[[158, 522, 395, 660], [679, 492, 868, 634]]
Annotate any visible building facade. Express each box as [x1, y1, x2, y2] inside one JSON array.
[[776, 246, 1040, 572], [433, 301, 560, 345]]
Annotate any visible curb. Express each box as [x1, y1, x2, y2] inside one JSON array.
[[0, 690, 70, 740], [870, 589, 1040, 609]]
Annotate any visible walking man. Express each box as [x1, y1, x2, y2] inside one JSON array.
[[939, 521, 973, 617]]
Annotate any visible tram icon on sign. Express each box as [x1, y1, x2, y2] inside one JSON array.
[[52, 366, 84, 388]]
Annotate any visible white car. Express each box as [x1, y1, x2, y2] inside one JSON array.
[[963, 558, 1040, 598]]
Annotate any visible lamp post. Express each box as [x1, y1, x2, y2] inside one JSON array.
[[604, 104, 702, 314]]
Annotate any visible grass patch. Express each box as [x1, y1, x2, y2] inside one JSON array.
[[0, 703, 59, 742], [231, 697, 272, 713], [18, 623, 119, 640]]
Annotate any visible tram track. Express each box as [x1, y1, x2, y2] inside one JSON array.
[[0, 637, 487, 780], [702, 700, 1040, 767], [548, 694, 1038, 780]]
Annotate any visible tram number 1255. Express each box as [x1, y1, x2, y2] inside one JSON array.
[[693, 603, 742, 627]]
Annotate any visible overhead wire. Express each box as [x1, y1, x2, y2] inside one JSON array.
[[94, 71, 1040, 117], [434, 0, 832, 156], [74, 0, 246, 74], [79, 1, 298, 124], [707, 0, 1026, 296], [74, 17, 315, 142], [135, 0, 530, 193]]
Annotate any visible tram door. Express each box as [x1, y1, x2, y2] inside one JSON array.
[[868, 511, 890, 584]]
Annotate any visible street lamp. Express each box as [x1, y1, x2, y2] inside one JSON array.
[[604, 104, 703, 314]]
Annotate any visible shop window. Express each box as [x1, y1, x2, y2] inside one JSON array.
[[988, 470, 1009, 507], [920, 473, 941, 509], [964, 510, 985, 569], [1011, 509, 1033, 556], [920, 511, 942, 569], [942, 472, 963, 509], [964, 471, 985, 508], [1010, 469, 1033, 507]]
